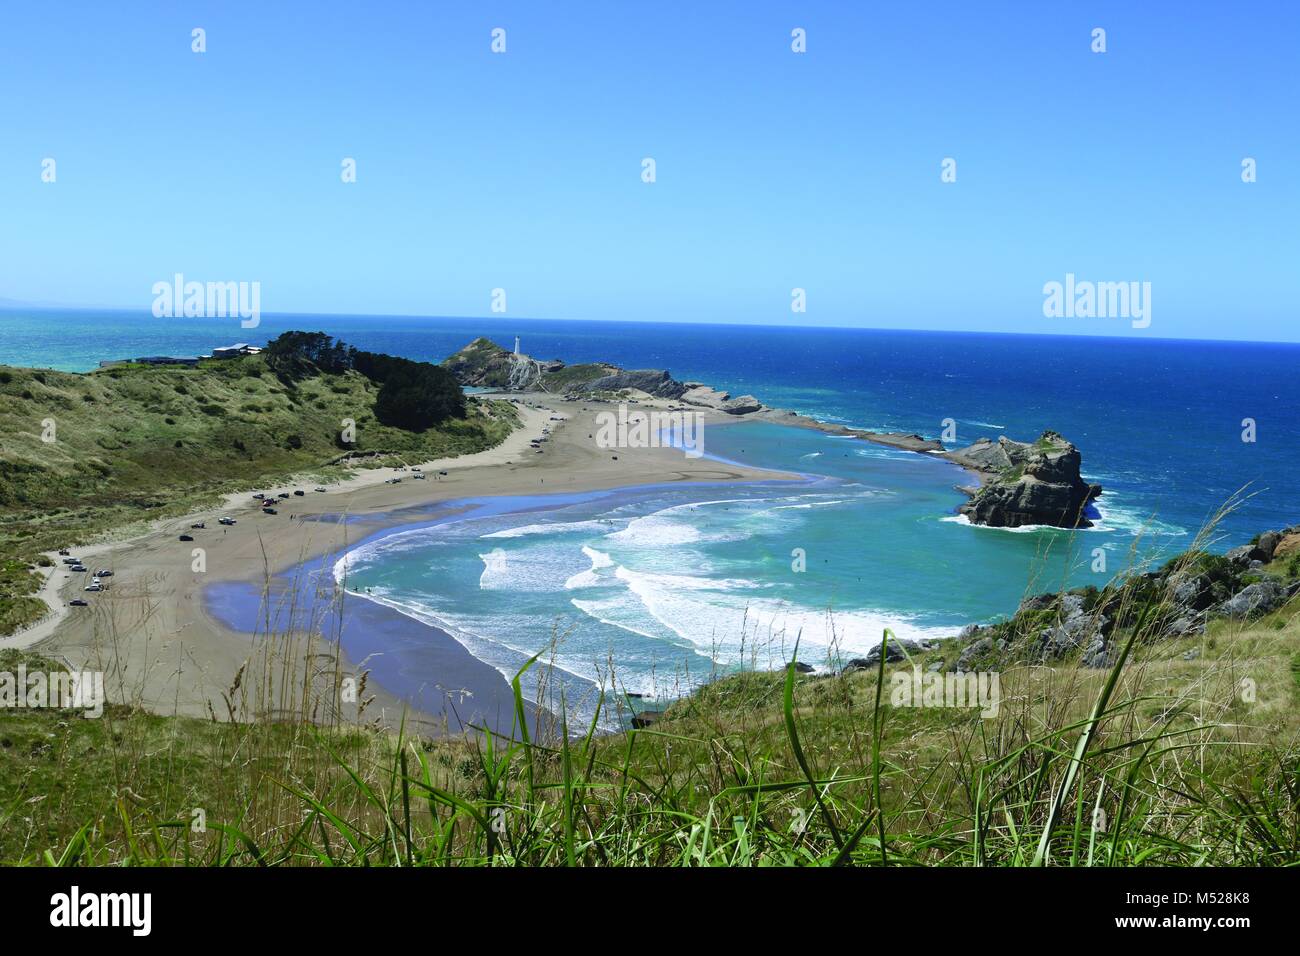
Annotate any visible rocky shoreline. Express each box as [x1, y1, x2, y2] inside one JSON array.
[[935, 524, 1300, 674], [441, 337, 1100, 529]]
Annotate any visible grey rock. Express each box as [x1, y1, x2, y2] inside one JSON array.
[[570, 369, 688, 399], [1226, 545, 1255, 567], [1182, 648, 1201, 661], [843, 638, 923, 672], [1171, 575, 1205, 609], [1163, 614, 1206, 638], [1080, 634, 1110, 668], [721, 394, 763, 415], [955, 637, 993, 672], [1216, 578, 1287, 619]]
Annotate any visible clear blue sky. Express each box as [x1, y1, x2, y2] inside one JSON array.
[[0, 1, 1296, 341]]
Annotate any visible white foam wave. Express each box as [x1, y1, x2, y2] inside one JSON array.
[[481, 519, 616, 539], [563, 545, 614, 590], [610, 565, 945, 664]]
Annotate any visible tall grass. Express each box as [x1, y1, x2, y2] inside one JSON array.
[[4, 508, 1298, 866]]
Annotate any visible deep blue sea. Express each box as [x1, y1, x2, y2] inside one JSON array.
[[6, 308, 1297, 716]]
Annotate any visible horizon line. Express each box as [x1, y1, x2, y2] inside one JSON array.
[[1, 301, 1298, 349]]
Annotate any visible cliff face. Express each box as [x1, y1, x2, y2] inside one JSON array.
[[944, 431, 1101, 529], [567, 369, 688, 400], [440, 338, 568, 389], [441, 338, 691, 399]]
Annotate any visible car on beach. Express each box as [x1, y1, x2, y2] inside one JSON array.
[[62, 557, 79, 565], [190, 522, 205, 529], [69, 599, 88, 607], [438, 470, 448, 476], [58, 548, 71, 556], [84, 584, 102, 592], [70, 564, 88, 572], [294, 489, 305, 496], [218, 517, 236, 525], [413, 473, 426, 480], [314, 486, 327, 493], [252, 493, 265, 500], [278, 492, 291, 499], [95, 569, 113, 576], [179, 534, 193, 542], [263, 508, 278, 515], [385, 477, 401, 484]]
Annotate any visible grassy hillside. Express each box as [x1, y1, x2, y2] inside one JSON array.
[[1, 583, 1296, 865], [0, 352, 519, 632]]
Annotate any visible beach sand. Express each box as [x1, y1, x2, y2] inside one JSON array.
[[5, 394, 797, 734]]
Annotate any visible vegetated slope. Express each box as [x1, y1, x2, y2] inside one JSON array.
[[0, 583, 1296, 865], [441, 337, 618, 391], [0, 336, 519, 629]]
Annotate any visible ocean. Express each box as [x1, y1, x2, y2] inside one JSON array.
[[5, 308, 1297, 717]]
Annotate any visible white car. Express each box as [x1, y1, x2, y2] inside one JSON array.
[[84, 584, 103, 592]]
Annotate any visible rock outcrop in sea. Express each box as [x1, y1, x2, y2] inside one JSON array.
[[441, 340, 1103, 529], [943, 431, 1102, 529]]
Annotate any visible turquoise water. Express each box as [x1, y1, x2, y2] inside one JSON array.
[[6, 308, 1295, 720], [336, 420, 1186, 718]]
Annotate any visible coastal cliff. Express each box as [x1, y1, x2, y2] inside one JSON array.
[[441, 338, 759, 411]]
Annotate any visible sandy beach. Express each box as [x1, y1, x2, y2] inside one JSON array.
[[5, 394, 797, 734]]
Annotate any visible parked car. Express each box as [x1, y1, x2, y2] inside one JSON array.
[[278, 492, 291, 499], [179, 534, 194, 542], [263, 508, 278, 515], [70, 599, 88, 607], [413, 473, 426, 480], [218, 517, 236, 525], [385, 477, 401, 484], [314, 486, 327, 493], [438, 470, 448, 476], [95, 569, 113, 577], [70, 565, 88, 572], [58, 548, 71, 556], [191, 522, 205, 529], [84, 584, 102, 592], [62, 557, 79, 565], [293, 489, 305, 497], [253, 493, 265, 500]]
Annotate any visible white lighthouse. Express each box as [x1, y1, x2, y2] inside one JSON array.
[[513, 336, 520, 356]]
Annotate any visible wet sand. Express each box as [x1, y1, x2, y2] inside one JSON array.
[[6, 394, 797, 735]]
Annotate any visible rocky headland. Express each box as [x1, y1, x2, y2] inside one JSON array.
[[441, 338, 1106, 530]]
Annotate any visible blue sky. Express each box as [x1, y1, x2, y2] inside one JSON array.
[[0, 1, 1296, 341]]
